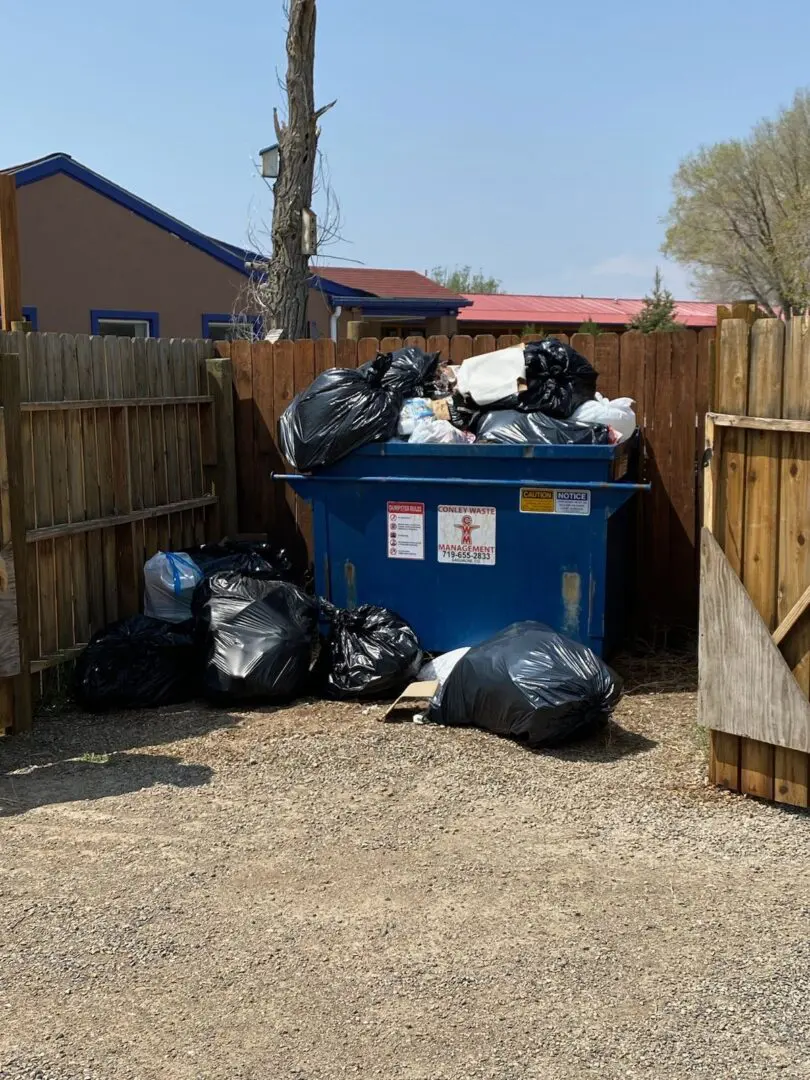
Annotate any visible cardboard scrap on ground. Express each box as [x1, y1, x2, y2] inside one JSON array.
[[382, 680, 439, 722]]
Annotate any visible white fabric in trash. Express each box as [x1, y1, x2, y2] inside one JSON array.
[[143, 551, 203, 622], [455, 345, 526, 406], [409, 418, 471, 444]]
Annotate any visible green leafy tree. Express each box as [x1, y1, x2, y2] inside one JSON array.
[[429, 265, 501, 294], [577, 319, 602, 336], [663, 90, 810, 316], [627, 269, 684, 332]]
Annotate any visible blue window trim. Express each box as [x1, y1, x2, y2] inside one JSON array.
[[91, 309, 160, 337], [22, 306, 38, 329], [202, 312, 263, 339]]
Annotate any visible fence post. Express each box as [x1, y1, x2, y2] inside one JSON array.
[[0, 353, 33, 732], [205, 357, 238, 538]]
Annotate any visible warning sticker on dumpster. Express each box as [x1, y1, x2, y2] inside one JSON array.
[[387, 502, 425, 560], [437, 505, 496, 565], [520, 487, 591, 516]]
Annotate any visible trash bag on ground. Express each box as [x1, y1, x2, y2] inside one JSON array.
[[75, 615, 197, 711], [279, 354, 400, 470], [143, 551, 203, 623], [455, 345, 526, 406], [398, 398, 434, 436], [519, 339, 598, 418], [571, 394, 637, 442], [476, 409, 610, 445], [194, 572, 318, 702], [185, 541, 292, 583], [409, 418, 474, 444], [428, 621, 622, 747], [417, 647, 470, 687], [318, 602, 423, 700]]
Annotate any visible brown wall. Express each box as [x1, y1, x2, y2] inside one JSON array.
[[16, 173, 249, 336]]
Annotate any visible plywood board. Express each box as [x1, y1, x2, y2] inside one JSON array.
[[699, 528, 810, 755]]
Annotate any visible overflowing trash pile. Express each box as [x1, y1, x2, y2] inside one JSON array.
[[73, 539, 623, 750], [279, 340, 637, 470]]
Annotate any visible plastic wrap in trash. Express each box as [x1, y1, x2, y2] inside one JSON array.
[[194, 572, 318, 702], [75, 616, 198, 711], [409, 418, 475, 444], [417, 647, 470, 687], [397, 398, 434, 436], [475, 410, 610, 445], [571, 394, 637, 442], [143, 551, 203, 623], [318, 602, 422, 700], [455, 345, 526, 406], [428, 621, 622, 747], [279, 354, 400, 470], [519, 339, 598, 418]]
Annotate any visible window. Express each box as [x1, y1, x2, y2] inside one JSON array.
[[22, 306, 38, 330], [202, 313, 262, 341], [90, 310, 159, 338]]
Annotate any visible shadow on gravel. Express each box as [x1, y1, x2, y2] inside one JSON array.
[[0, 702, 239, 772], [0, 752, 213, 817], [543, 720, 657, 763]]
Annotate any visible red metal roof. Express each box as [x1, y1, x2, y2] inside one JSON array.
[[314, 266, 464, 301], [457, 293, 718, 328]]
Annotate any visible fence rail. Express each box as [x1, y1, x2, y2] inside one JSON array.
[[0, 331, 237, 733], [217, 328, 714, 635]]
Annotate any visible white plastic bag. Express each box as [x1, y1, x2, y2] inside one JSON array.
[[455, 345, 526, 406], [571, 394, 636, 442], [409, 418, 473, 444], [397, 398, 434, 436], [418, 647, 470, 687], [143, 551, 203, 622]]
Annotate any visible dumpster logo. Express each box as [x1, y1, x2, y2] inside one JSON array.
[[456, 514, 480, 546], [438, 505, 496, 566]]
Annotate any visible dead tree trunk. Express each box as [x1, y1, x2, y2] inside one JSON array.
[[266, 0, 334, 341]]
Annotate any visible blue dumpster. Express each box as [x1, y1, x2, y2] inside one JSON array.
[[277, 440, 648, 657]]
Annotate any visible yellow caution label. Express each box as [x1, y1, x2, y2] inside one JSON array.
[[520, 487, 555, 513]]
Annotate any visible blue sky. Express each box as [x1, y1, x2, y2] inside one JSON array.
[[5, 0, 810, 298]]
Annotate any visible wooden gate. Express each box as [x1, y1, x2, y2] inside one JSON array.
[[0, 331, 238, 734], [701, 316, 810, 807]]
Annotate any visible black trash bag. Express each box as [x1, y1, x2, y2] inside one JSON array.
[[476, 409, 610, 445], [447, 393, 482, 432], [279, 354, 400, 470], [186, 542, 292, 582], [194, 571, 318, 702], [318, 602, 423, 700], [429, 621, 622, 747], [376, 347, 441, 398], [519, 338, 598, 418], [75, 615, 197, 711]]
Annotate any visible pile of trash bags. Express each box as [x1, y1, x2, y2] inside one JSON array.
[[278, 339, 637, 471], [75, 539, 425, 713], [75, 541, 624, 751]]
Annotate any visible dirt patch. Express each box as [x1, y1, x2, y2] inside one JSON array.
[[1, 659, 808, 1080]]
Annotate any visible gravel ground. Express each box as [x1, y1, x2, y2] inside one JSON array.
[[1, 655, 809, 1080]]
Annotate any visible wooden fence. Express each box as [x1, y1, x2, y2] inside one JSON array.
[[701, 316, 810, 807], [0, 331, 237, 734], [217, 328, 714, 634]]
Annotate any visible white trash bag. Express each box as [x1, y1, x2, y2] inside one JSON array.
[[397, 398, 434, 436], [409, 418, 473, 445], [143, 551, 203, 622], [571, 394, 637, 442], [455, 345, 526, 406], [418, 647, 471, 687]]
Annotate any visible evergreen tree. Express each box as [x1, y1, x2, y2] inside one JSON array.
[[627, 269, 683, 332], [577, 319, 602, 336]]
